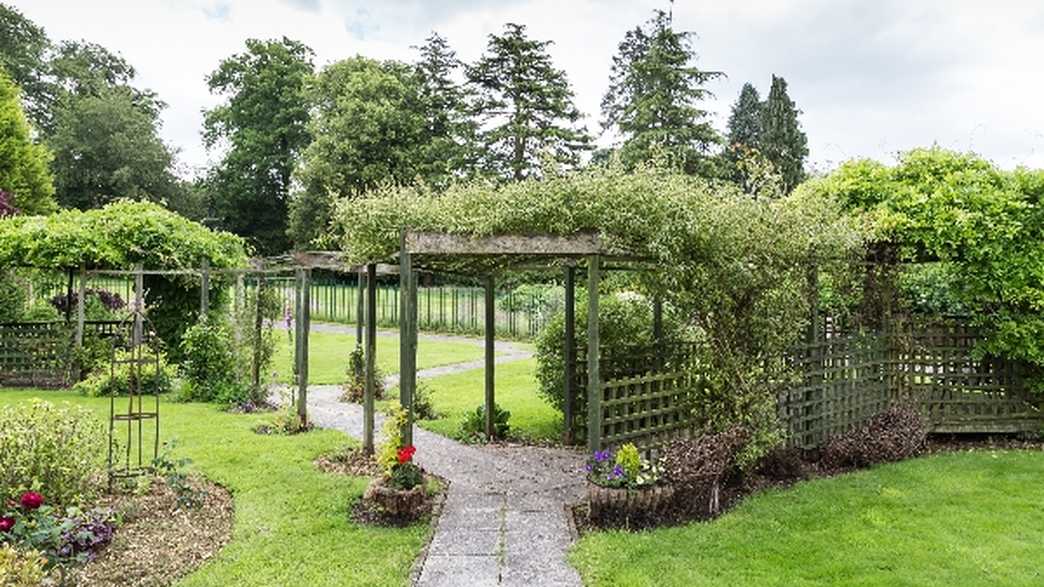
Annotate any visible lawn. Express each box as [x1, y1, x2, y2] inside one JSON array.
[[380, 358, 563, 443], [570, 450, 1044, 587], [271, 327, 488, 384], [0, 389, 429, 587]]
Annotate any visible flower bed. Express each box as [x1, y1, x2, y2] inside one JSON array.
[[585, 444, 670, 528], [356, 407, 439, 525]]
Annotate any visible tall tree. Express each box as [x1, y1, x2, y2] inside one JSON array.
[[413, 32, 477, 186], [0, 68, 54, 214], [726, 82, 762, 150], [203, 37, 314, 254], [288, 56, 427, 248], [759, 75, 808, 193], [0, 3, 51, 127], [467, 23, 590, 181], [48, 85, 178, 210], [601, 10, 723, 175]]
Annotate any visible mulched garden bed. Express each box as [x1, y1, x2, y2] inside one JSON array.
[[68, 477, 233, 586], [314, 446, 382, 477], [572, 433, 1044, 535]]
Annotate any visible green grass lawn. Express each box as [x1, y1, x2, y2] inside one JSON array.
[[571, 450, 1044, 587], [271, 328, 487, 385], [0, 389, 429, 587], [380, 358, 563, 443]]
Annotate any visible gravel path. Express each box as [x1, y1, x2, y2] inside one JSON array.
[[288, 322, 584, 585], [307, 387, 585, 586]]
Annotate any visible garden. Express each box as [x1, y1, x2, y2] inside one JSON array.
[[1, 149, 1043, 586]]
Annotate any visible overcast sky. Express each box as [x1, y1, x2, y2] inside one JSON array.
[[14, 0, 1044, 176]]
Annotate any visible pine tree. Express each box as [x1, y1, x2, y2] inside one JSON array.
[[467, 23, 590, 181], [760, 75, 808, 193], [726, 82, 762, 150], [601, 10, 723, 175], [413, 32, 477, 186]]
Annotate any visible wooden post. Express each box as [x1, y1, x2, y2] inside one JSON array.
[[363, 263, 377, 454], [484, 275, 496, 439], [252, 274, 265, 392], [75, 264, 86, 348], [399, 236, 416, 446], [356, 268, 365, 344], [133, 265, 144, 348], [563, 265, 576, 444], [200, 259, 210, 316], [296, 268, 310, 424], [586, 255, 602, 452]]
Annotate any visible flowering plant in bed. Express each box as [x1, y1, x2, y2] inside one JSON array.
[[586, 444, 673, 526], [363, 407, 432, 521], [0, 490, 116, 568]]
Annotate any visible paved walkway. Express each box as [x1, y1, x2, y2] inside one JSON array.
[[298, 330, 585, 587]]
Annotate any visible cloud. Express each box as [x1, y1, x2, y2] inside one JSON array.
[[10, 0, 1044, 174]]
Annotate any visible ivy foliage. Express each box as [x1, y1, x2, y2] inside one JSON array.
[[795, 148, 1044, 385], [336, 164, 863, 453]]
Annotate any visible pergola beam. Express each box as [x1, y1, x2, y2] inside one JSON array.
[[405, 231, 604, 256]]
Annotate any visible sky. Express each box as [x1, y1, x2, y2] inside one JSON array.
[[13, 0, 1044, 176]]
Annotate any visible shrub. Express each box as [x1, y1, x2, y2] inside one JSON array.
[[535, 292, 683, 434], [754, 445, 808, 482], [178, 315, 245, 404], [821, 405, 927, 470], [413, 382, 437, 420], [460, 403, 510, 442], [340, 345, 385, 403], [0, 270, 27, 322], [0, 544, 51, 586], [661, 427, 749, 516], [0, 400, 105, 508], [73, 356, 175, 397], [18, 303, 59, 322]]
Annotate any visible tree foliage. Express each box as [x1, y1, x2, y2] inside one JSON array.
[[601, 10, 723, 176], [0, 2, 50, 127], [468, 23, 590, 180], [760, 75, 808, 193], [204, 37, 314, 254], [413, 32, 478, 187], [0, 68, 54, 215], [796, 148, 1044, 386], [335, 164, 863, 450], [289, 56, 428, 248]]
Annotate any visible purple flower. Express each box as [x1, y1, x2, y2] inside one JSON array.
[[593, 450, 611, 463], [609, 464, 624, 480], [584, 463, 593, 473]]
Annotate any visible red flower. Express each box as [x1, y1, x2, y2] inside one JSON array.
[[20, 491, 44, 510], [397, 445, 416, 464], [0, 516, 14, 532]]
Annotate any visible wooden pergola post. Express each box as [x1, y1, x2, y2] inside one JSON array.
[[399, 235, 417, 446], [484, 275, 496, 438], [586, 255, 602, 452], [295, 268, 310, 424], [356, 268, 365, 343], [252, 274, 265, 392], [75, 264, 86, 348], [563, 264, 576, 444], [363, 263, 377, 454], [200, 259, 210, 316]]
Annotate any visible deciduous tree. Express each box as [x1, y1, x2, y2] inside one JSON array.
[[203, 37, 314, 254]]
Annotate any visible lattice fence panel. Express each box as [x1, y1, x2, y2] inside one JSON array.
[[0, 322, 74, 387]]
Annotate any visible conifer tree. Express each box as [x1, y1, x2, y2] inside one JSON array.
[[601, 10, 723, 175], [467, 23, 590, 180], [413, 32, 477, 186], [760, 75, 808, 193]]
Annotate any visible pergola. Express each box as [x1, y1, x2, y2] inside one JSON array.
[[358, 229, 664, 452]]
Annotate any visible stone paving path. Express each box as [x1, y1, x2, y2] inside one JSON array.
[[299, 331, 585, 587]]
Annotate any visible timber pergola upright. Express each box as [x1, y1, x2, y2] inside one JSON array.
[[395, 230, 658, 451]]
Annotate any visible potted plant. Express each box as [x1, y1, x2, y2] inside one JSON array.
[[363, 406, 431, 520], [586, 443, 672, 525]]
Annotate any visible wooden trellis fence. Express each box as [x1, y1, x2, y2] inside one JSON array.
[[0, 320, 126, 387], [586, 318, 1041, 454]]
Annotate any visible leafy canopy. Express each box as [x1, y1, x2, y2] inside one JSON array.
[[796, 147, 1044, 382], [0, 199, 246, 270], [335, 164, 863, 448]]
